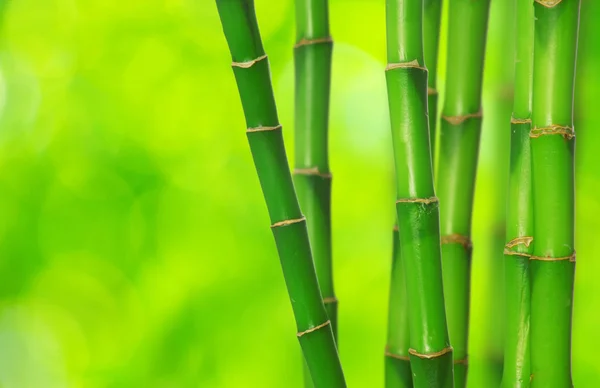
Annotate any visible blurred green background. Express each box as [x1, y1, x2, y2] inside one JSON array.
[[0, 0, 598, 386]]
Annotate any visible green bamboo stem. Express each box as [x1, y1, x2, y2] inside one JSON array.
[[437, 0, 490, 386], [423, 0, 443, 154], [385, 4, 443, 385], [385, 0, 453, 386], [530, 0, 579, 386], [385, 225, 412, 387], [293, 1, 335, 387], [501, 0, 534, 386], [215, 1, 345, 387]]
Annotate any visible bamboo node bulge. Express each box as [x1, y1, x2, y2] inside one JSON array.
[[294, 36, 333, 49], [408, 346, 453, 359], [297, 320, 331, 338], [428, 87, 438, 96], [511, 117, 532, 124], [247, 125, 282, 133], [454, 357, 468, 365], [271, 216, 306, 228], [441, 234, 472, 250], [293, 167, 332, 178], [530, 251, 576, 263], [534, 0, 563, 7], [396, 196, 438, 205], [530, 125, 575, 140], [442, 111, 483, 125], [231, 54, 268, 69], [386, 59, 427, 72], [384, 346, 410, 361], [322, 296, 338, 305]]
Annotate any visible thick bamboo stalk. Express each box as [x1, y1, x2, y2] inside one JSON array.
[[385, 4, 443, 385], [293, 1, 335, 387], [501, 0, 534, 386], [215, 1, 345, 387], [530, 0, 580, 386], [423, 0, 443, 154], [385, 0, 453, 386], [437, 0, 491, 386]]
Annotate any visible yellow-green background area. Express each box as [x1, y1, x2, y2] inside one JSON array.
[[0, 0, 597, 386]]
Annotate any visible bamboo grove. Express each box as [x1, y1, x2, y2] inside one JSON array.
[[215, 0, 581, 386]]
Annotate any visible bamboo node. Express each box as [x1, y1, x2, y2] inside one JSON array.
[[297, 320, 330, 338], [247, 124, 282, 133], [428, 87, 438, 96], [322, 296, 338, 305], [385, 346, 410, 361], [530, 251, 576, 262], [231, 54, 268, 69], [408, 346, 453, 359], [396, 196, 438, 205], [441, 234, 472, 249], [530, 125, 575, 140], [271, 216, 306, 229], [442, 111, 483, 125], [535, 0, 563, 7], [393, 225, 399, 232], [504, 249, 531, 258], [293, 167, 332, 178], [511, 117, 532, 124], [386, 59, 427, 72], [506, 236, 534, 249], [454, 356, 468, 365], [294, 36, 333, 48]]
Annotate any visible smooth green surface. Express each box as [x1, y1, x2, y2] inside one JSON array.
[[530, 1, 580, 386], [501, 0, 534, 386], [0, 1, 599, 387], [438, 0, 490, 385], [293, 1, 334, 387], [385, 227, 412, 387], [217, 1, 345, 387], [424, 0, 442, 153]]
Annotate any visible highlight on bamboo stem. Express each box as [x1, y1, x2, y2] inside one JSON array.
[[501, 0, 534, 386], [293, 0, 335, 387], [384, 0, 453, 386], [437, 0, 491, 386], [215, 1, 345, 387], [529, 0, 580, 386]]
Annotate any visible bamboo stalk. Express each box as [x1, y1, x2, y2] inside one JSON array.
[[501, 0, 534, 386], [385, 4, 443, 385], [385, 225, 412, 387], [530, 0, 580, 386], [293, 1, 335, 387], [437, 0, 491, 386], [423, 0, 443, 154], [385, 0, 453, 386], [215, 1, 345, 386]]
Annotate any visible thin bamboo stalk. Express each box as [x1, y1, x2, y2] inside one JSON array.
[[530, 0, 580, 386], [215, 1, 345, 386], [385, 225, 412, 387], [423, 0, 443, 154], [385, 0, 453, 385], [437, 0, 491, 386], [501, 0, 534, 386], [293, 2, 335, 387]]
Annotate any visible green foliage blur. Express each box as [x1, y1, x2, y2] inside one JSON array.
[[0, 0, 598, 386]]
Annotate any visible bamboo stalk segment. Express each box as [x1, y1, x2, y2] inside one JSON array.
[[216, 1, 345, 387]]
